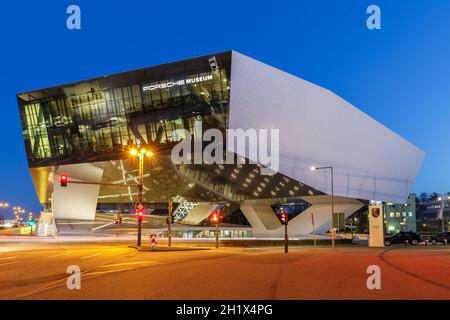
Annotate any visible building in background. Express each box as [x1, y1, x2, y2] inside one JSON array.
[[383, 194, 417, 235], [416, 193, 450, 235], [17, 51, 425, 238]]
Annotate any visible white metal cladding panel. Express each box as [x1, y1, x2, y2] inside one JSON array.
[[228, 51, 425, 203]]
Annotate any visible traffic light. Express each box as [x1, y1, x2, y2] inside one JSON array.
[[280, 212, 287, 224], [60, 174, 68, 187], [136, 208, 144, 221], [210, 211, 220, 224]]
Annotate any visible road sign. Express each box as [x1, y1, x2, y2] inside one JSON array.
[[150, 234, 158, 248]]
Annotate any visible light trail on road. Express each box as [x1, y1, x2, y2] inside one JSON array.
[[0, 243, 448, 300]]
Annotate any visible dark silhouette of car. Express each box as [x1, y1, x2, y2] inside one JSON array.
[[429, 231, 450, 245], [384, 231, 422, 246]]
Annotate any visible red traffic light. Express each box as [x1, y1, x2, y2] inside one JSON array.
[[210, 211, 220, 224], [60, 174, 68, 187], [280, 212, 287, 223], [136, 208, 144, 221]]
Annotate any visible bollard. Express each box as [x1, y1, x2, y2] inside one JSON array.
[[425, 240, 428, 246], [444, 239, 448, 246], [405, 240, 409, 246]]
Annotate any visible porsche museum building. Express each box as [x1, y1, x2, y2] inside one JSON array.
[[17, 51, 425, 238]]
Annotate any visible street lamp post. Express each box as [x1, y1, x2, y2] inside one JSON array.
[[129, 143, 154, 247], [311, 166, 335, 248]]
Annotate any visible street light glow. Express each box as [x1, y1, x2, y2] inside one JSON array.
[[146, 150, 154, 158], [310, 166, 316, 171], [129, 148, 138, 155], [140, 148, 147, 154]]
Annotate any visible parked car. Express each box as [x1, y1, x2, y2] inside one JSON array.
[[429, 231, 450, 245], [384, 231, 422, 246]]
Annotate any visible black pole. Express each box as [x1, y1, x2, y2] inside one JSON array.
[[215, 222, 219, 249], [284, 219, 288, 253], [137, 151, 144, 247], [137, 218, 142, 246], [137, 183, 143, 247], [168, 197, 172, 248]]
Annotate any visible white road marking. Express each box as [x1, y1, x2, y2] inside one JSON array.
[[47, 251, 73, 258], [14, 270, 89, 299], [86, 267, 137, 276], [81, 253, 102, 259], [101, 261, 156, 268], [91, 222, 114, 231]]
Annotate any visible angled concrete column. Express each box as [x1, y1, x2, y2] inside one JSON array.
[[240, 196, 364, 238], [182, 203, 217, 225], [240, 200, 282, 238], [289, 195, 365, 236], [52, 163, 104, 221]]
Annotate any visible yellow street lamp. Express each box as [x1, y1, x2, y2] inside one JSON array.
[[129, 143, 155, 246]]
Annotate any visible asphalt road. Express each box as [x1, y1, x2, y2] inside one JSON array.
[[0, 242, 449, 300]]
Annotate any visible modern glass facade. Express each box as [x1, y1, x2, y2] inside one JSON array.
[[18, 52, 231, 167]]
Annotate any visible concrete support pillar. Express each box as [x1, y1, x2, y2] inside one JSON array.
[[240, 196, 364, 238], [52, 163, 104, 221], [240, 200, 282, 238], [182, 203, 217, 225], [289, 196, 364, 235]]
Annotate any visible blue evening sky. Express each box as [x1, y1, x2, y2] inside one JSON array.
[[0, 0, 449, 216]]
